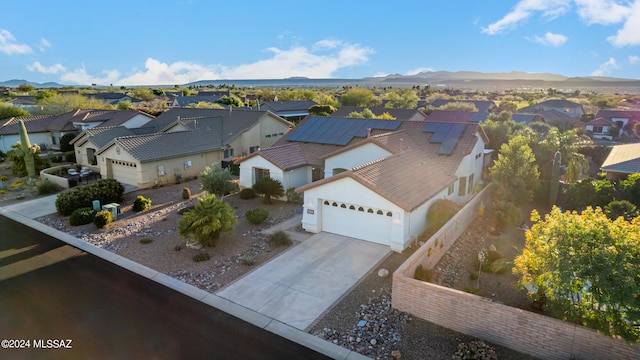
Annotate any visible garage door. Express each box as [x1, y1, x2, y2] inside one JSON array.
[[321, 200, 392, 246], [110, 160, 138, 186]]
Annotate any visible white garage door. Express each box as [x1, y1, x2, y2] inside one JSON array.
[[110, 160, 138, 186], [321, 200, 392, 246]]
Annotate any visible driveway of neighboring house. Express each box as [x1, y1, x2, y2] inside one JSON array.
[[216, 232, 391, 330]]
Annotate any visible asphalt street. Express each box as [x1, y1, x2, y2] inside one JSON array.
[[0, 215, 329, 360]]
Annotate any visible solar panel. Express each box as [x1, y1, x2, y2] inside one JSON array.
[[287, 117, 400, 145], [438, 124, 466, 155], [429, 123, 451, 143], [468, 112, 488, 123], [423, 122, 439, 132]]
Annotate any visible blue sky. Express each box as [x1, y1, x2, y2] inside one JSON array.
[[1, 0, 639, 85]]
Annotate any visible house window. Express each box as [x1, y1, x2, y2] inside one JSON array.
[[376, 210, 383, 215], [367, 209, 374, 213], [324, 200, 329, 205], [265, 134, 271, 138], [468, 174, 474, 194], [312, 167, 324, 182], [358, 207, 364, 212], [386, 211, 392, 217], [332, 202, 338, 207], [249, 146, 259, 154], [224, 148, 234, 158], [349, 205, 355, 210], [448, 182, 455, 195], [458, 176, 467, 196], [340, 204, 347, 208], [254, 168, 269, 183], [592, 126, 603, 134]]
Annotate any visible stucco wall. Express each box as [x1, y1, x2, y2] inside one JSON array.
[[238, 156, 285, 189], [323, 143, 391, 178], [138, 151, 222, 188]]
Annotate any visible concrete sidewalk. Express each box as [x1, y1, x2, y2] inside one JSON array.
[[217, 232, 391, 330], [0, 194, 58, 219]]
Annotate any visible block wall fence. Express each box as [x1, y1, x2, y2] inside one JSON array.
[[392, 186, 639, 359]]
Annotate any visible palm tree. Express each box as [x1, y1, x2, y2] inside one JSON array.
[[178, 194, 236, 247], [252, 177, 284, 204]]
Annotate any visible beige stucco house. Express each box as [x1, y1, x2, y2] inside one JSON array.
[[94, 108, 292, 188]]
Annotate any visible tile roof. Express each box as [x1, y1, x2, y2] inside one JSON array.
[[98, 130, 223, 163], [511, 113, 543, 124], [600, 143, 640, 174], [586, 117, 614, 126], [146, 108, 289, 134], [43, 109, 150, 131], [426, 110, 474, 123], [297, 121, 480, 211], [0, 115, 57, 135], [261, 100, 317, 114], [173, 95, 224, 107], [71, 126, 141, 148]]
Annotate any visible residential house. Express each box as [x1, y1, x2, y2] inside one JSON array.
[[518, 99, 584, 129], [86, 92, 142, 105], [169, 95, 224, 108], [260, 100, 317, 123], [95, 108, 292, 188], [510, 113, 545, 125], [238, 115, 487, 251], [0, 115, 57, 152], [0, 109, 152, 152], [7, 96, 38, 112], [70, 126, 155, 167], [600, 143, 640, 180], [585, 117, 615, 140], [426, 109, 490, 123], [594, 109, 640, 139], [331, 106, 428, 121]]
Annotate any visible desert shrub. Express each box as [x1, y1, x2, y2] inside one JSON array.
[[239, 188, 256, 199], [452, 340, 497, 360], [37, 179, 60, 195], [182, 187, 191, 200], [604, 199, 639, 221], [267, 230, 292, 247], [242, 253, 255, 266], [178, 205, 195, 215], [245, 208, 269, 224], [193, 252, 210, 262], [414, 264, 432, 282], [132, 195, 152, 212], [64, 150, 76, 163], [93, 210, 113, 228], [286, 188, 302, 204], [139, 238, 153, 244], [252, 176, 284, 204], [489, 258, 510, 274], [60, 132, 78, 153], [475, 248, 507, 273], [423, 199, 460, 239], [489, 199, 520, 232], [69, 207, 96, 226]]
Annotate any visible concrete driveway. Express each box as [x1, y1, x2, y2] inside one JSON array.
[[216, 232, 390, 330]]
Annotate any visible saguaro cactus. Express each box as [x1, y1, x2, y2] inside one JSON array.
[[17, 119, 40, 178], [549, 151, 561, 206]]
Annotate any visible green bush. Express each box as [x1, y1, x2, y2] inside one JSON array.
[[423, 199, 460, 239], [69, 207, 96, 226], [64, 151, 76, 163], [245, 208, 269, 224], [55, 179, 124, 216], [414, 264, 432, 282], [37, 179, 60, 195], [93, 210, 113, 228], [286, 188, 302, 204], [239, 188, 256, 199], [133, 195, 152, 212], [193, 252, 210, 262], [242, 253, 255, 266], [267, 230, 292, 247]]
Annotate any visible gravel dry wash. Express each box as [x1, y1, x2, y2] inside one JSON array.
[[36, 180, 302, 293]]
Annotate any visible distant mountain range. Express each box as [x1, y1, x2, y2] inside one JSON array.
[[2, 71, 639, 94]]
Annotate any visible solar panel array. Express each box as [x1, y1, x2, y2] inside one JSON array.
[[423, 122, 467, 155], [287, 117, 401, 146]]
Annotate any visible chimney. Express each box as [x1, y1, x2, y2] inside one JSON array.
[[367, 128, 372, 139]]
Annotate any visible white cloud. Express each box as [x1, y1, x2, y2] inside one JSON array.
[[0, 29, 32, 55], [38, 38, 51, 52], [482, 0, 571, 34], [219, 42, 372, 80], [531, 32, 568, 46], [590, 57, 620, 76], [27, 61, 66, 74], [630, 55, 640, 64], [52, 39, 373, 85], [60, 66, 121, 86], [406, 67, 434, 75], [607, 0, 640, 46], [574, 0, 630, 24]]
